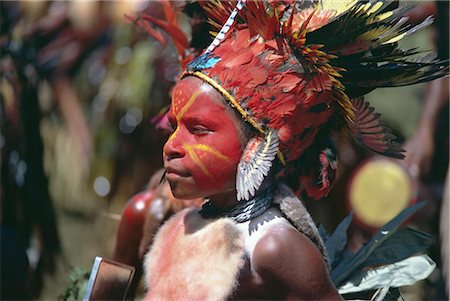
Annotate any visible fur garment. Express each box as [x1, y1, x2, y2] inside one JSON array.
[[273, 183, 329, 266], [143, 209, 245, 301]]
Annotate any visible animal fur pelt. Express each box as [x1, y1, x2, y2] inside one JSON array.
[[273, 183, 329, 267], [143, 209, 245, 301]]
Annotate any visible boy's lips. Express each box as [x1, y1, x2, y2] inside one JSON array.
[[164, 165, 191, 177]]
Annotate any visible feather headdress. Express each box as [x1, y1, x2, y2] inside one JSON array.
[[133, 0, 448, 201]]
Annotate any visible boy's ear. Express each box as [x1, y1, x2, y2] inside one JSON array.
[[236, 130, 279, 201]]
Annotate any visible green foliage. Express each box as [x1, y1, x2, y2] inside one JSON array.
[[58, 267, 90, 301]]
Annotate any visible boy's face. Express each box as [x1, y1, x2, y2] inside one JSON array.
[[163, 76, 244, 200]]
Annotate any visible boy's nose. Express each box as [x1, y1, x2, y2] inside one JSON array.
[[163, 136, 185, 160]]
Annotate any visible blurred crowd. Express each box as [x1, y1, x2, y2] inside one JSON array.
[[1, 1, 181, 299], [0, 1, 448, 300]]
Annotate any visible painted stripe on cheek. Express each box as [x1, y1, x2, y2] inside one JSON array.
[[170, 89, 232, 180], [190, 144, 231, 162], [184, 144, 213, 178]]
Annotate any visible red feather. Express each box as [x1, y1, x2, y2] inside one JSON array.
[[278, 73, 302, 92], [161, 0, 177, 25], [133, 18, 168, 46], [245, 0, 279, 40], [139, 14, 189, 54], [352, 97, 405, 159], [224, 49, 253, 68]]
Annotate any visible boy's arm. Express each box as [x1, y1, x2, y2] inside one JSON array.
[[253, 225, 343, 301]]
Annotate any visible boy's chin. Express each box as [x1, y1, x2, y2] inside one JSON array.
[[168, 179, 234, 201], [168, 183, 202, 200]]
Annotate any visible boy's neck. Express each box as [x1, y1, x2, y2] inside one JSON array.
[[207, 176, 276, 210], [207, 189, 239, 210], [200, 179, 276, 222]]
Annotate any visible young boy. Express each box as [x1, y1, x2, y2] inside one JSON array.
[[140, 1, 447, 300], [148, 75, 339, 300]]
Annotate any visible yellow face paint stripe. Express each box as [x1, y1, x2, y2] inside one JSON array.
[[167, 127, 179, 144], [190, 144, 231, 162], [176, 89, 202, 121], [167, 89, 201, 147], [184, 144, 212, 178]]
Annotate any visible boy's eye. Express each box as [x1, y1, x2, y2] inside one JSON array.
[[167, 120, 177, 133], [190, 125, 211, 135]]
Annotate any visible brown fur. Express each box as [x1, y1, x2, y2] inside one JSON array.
[[274, 183, 329, 267], [144, 209, 245, 301]]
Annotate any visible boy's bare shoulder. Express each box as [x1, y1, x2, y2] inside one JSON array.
[[253, 223, 323, 270], [252, 221, 342, 300]]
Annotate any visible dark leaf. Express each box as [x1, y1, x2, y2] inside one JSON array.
[[318, 224, 330, 244], [359, 227, 434, 269], [331, 201, 426, 286], [326, 213, 353, 267]]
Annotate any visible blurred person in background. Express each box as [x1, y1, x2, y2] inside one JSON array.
[[111, 169, 203, 298], [402, 2, 449, 299], [1, 1, 175, 299]]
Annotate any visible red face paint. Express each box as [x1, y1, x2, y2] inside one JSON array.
[[163, 76, 244, 200]]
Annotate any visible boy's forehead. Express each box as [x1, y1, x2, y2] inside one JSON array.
[[171, 84, 191, 115], [171, 77, 223, 116]]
